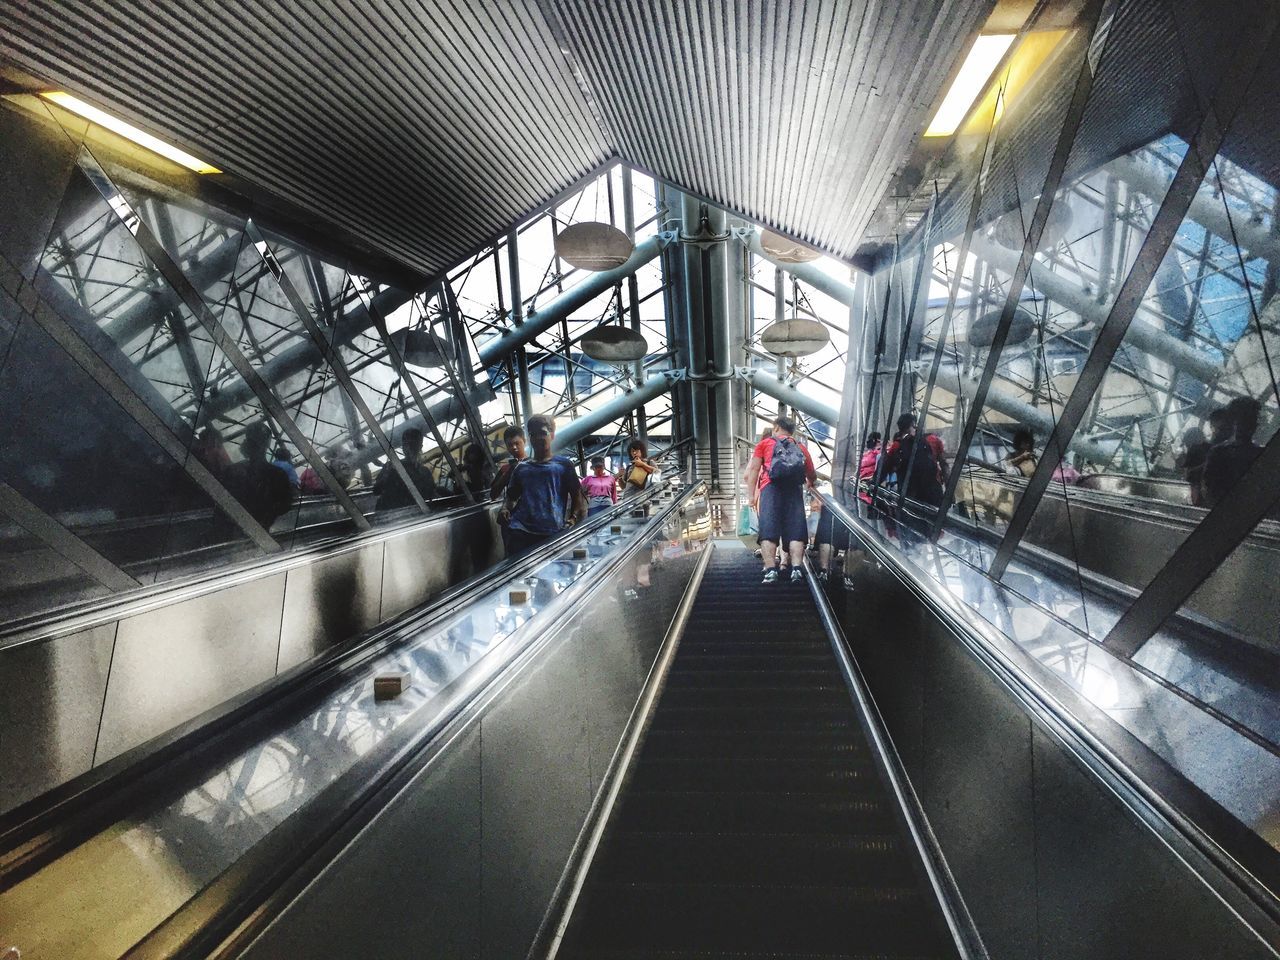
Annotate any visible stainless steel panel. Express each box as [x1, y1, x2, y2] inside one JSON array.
[[922, 627, 1038, 960], [95, 573, 286, 763], [1030, 725, 1271, 960], [239, 723, 484, 960], [276, 542, 385, 673], [379, 522, 457, 622], [480, 630, 594, 960], [0, 623, 114, 814]]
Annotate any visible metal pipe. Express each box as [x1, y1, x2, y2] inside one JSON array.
[[742, 369, 839, 426], [1109, 154, 1280, 265], [478, 233, 673, 368], [969, 236, 1222, 384], [350, 384, 496, 468], [745, 229, 857, 306], [552, 372, 676, 453]]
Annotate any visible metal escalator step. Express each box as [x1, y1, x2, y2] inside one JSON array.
[[592, 830, 916, 886], [673, 653, 835, 670], [658, 686, 851, 708], [575, 953, 953, 960], [645, 705, 858, 733], [565, 880, 948, 957], [615, 789, 897, 835], [664, 669, 840, 690], [639, 728, 867, 759], [626, 757, 880, 793]]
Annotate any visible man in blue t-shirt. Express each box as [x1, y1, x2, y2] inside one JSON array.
[[499, 414, 586, 558]]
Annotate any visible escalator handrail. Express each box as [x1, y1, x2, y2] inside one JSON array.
[[815, 491, 1280, 948], [125, 482, 709, 960], [0, 481, 678, 885]]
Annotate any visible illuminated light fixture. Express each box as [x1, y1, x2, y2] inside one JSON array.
[[40, 91, 222, 173], [924, 34, 1016, 137]]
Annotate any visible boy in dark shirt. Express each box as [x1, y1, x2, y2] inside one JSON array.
[[499, 415, 586, 558]]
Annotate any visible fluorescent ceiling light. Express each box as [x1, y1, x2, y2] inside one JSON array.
[[924, 34, 1016, 137], [40, 91, 221, 173]]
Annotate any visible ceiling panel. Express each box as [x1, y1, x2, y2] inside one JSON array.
[[540, 0, 994, 260], [0, 0, 613, 279], [1, 0, 993, 278]]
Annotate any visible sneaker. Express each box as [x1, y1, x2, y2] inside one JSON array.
[[762, 569, 778, 584], [790, 568, 803, 583], [817, 570, 829, 583]]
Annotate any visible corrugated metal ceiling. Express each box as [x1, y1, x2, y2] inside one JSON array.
[[0, 0, 992, 280]]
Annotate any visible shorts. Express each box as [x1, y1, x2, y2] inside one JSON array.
[[757, 482, 807, 545]]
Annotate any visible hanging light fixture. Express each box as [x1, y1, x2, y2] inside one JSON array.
[[580, 325, 648, 363], [392, 327, 446, 367], [554, 222, 634, 271], [760, 229, 821, 263], [990, 201, 1073, 252], [760, 318, 830, 357], [967, 307, 1037, 347]]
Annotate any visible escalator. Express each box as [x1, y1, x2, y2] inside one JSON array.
[[556, 543, 962, 959]]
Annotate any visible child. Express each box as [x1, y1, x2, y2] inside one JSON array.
[[582, 456, 619, 517], [617, 437, 657, 496]]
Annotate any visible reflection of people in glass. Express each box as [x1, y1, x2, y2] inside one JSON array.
[[1005, 428, 1037, 478], [490, 425, 527, 498], [1177, 427, 1210, 506], [857, 432, 881, 504], [459, 442, 493, 496], [582, 456, 618, 517], [1204, 398, 1264, 506], [224, 422, 295, 529], [374, 428, 437, 511], [192, 425, 231, 479], [272, 445, 300, 491], [499, 415, 585, 558]]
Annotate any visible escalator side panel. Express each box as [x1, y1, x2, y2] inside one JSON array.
[[832, 550, 1278, 960], [238, 532, 706, 960]]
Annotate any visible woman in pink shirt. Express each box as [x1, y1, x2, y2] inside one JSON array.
[[582, 456, 619, 517], [857, 432, 881, 504]]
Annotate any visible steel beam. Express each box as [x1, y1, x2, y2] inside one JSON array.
[[745, 229, 857, 306], [551, 372, 676, 452], [971, 236, 1222, 384], [0, 481, 140, 592], [478, 232, 673, 368], [349, 384, 496, 469], [741, 369, 839, 427], [1109, 154, 1280, 266]]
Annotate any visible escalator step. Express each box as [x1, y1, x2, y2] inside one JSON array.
[[627, 757, 880, 793], [616, 789, 899, 835], [593, 830, 916, 886], [658, 686, 852, 708], [645, 705, 859, 733], [639, 728, 866, 759], [673, 653, 835, 670], [664, 669, 840, 690], [565, 880, 948, 956]]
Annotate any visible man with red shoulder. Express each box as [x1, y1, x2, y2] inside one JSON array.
[[882, 412, 949, 485], [743, 415, 817, 584]]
